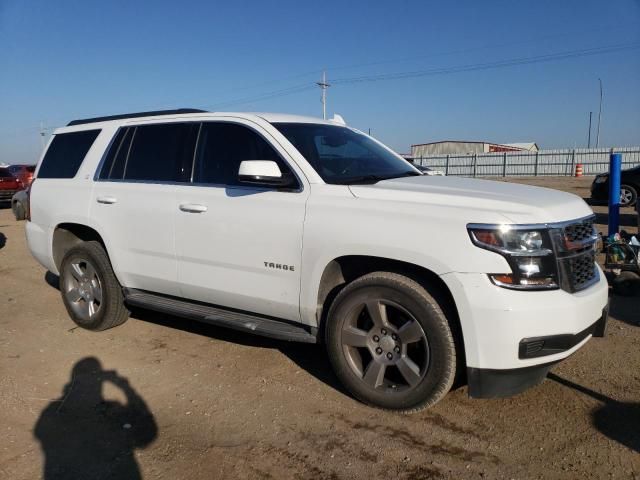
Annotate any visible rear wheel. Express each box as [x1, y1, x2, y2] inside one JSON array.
[[59, 241, 129, 331], [325, 272, 456, 412], [620, 184, 637, 207]]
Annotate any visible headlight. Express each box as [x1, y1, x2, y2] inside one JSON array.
[[468, 225, 558, 290], [594, 175, 608, 184]]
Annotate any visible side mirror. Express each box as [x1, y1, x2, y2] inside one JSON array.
[[238, 160, 295, 188]]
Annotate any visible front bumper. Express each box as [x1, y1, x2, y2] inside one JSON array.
[[440, 268, 609, 370], [467, 307, 608, 398]]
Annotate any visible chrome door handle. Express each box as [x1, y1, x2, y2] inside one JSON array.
[[179, 203, 208, 213], [96, 196, 117, 204]]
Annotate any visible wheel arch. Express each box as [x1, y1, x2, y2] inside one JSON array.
[[314, 255, 466, 379], [52, 223, 109, 272]]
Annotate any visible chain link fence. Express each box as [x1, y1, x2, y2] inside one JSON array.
[[413, 147, 640, 177]]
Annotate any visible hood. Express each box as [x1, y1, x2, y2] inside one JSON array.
[[348, 176, 593, 224]]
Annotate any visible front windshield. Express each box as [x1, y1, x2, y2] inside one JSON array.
[[273, 123, 419, 184]]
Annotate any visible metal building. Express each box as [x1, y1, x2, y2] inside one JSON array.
[[411, 141, 538, 157]]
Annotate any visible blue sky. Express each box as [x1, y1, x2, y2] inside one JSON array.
[[1, 0, 639, 163]]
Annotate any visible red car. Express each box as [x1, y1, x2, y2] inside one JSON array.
[[8, 164, 36, 187], [0, 166, 24, 202]]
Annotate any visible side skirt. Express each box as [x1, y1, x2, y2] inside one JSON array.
[[123, 288, 317, 344]]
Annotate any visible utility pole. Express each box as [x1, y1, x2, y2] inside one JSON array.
[[587, 111, 592, 148], [316, 70, 330, 120], [596, 78, 603, 148]]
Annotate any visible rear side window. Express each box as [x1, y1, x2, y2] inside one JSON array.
[[123, 123, 198, 182], [98, 128, 132, 180], [38, 130, 100, 178], [0, 167, 12, 178], [193, 122, 292, 186]]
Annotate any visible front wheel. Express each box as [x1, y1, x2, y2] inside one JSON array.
[[325, 272, 457, 412]]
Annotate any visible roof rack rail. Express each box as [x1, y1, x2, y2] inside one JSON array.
[[66, 108, 208, 126]]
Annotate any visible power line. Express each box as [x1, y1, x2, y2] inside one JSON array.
[[194, 21, 639, 102], [323, 22, 640, 75], [205, 83, 316, 110], [331, 43, 640, 85], [6, 41, 638, 133], [208, 42, 638, 110], [150, 23, 637, 113]]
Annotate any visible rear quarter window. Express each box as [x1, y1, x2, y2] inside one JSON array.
[[38, 130, 100, 178]]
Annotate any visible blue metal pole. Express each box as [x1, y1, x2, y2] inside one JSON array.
[[608, 153, 622, 236]]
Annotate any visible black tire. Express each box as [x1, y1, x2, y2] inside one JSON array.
[[325, 272, 456, 412], [59, 241, 129, 330], [612, 271, 640, 297], [620, 184, 637, 207], [12, 201, 25, 221]]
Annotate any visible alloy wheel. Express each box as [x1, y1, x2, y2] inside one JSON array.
[[620, 187, 634, 206], [340, 299, 429, 393], [63, 258, 103, 322]]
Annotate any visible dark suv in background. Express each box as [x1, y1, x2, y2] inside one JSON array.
[[591, 165, 640, 207]]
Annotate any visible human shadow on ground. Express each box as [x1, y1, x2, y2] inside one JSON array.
[[548, 373, 639, 453], [33, 357, 158, 480], [0, 232, 6, 250]]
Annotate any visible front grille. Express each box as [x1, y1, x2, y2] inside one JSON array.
[[552, 216, 598, 293], [564, 250, 597, 290], [564, 217, 596, 243]]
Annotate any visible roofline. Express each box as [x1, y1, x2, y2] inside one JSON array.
[[67, 108, 207, 126], [411, 140, 487, 147]]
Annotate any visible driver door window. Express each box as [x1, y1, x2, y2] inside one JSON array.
[[193, 123, 294, 187]]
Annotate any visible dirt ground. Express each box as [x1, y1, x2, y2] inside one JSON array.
[[1, 176, 638, 480]]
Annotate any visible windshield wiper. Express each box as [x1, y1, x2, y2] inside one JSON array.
[[387, 171, 422, 179], [332, 175, 385, 185], [331, 171, 422, 185]]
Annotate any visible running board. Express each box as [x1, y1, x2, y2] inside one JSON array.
[[124, 289, 317, 343]]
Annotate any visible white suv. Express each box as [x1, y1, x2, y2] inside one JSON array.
[[27, 109, 609, 411]]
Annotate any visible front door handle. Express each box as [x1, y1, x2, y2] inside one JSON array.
[[179, 203, 208, 213], [96, 196, 117, 204]]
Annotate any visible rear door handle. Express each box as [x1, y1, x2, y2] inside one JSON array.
[[96, 196, 117, 204], [179, 203, 208, 213]]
